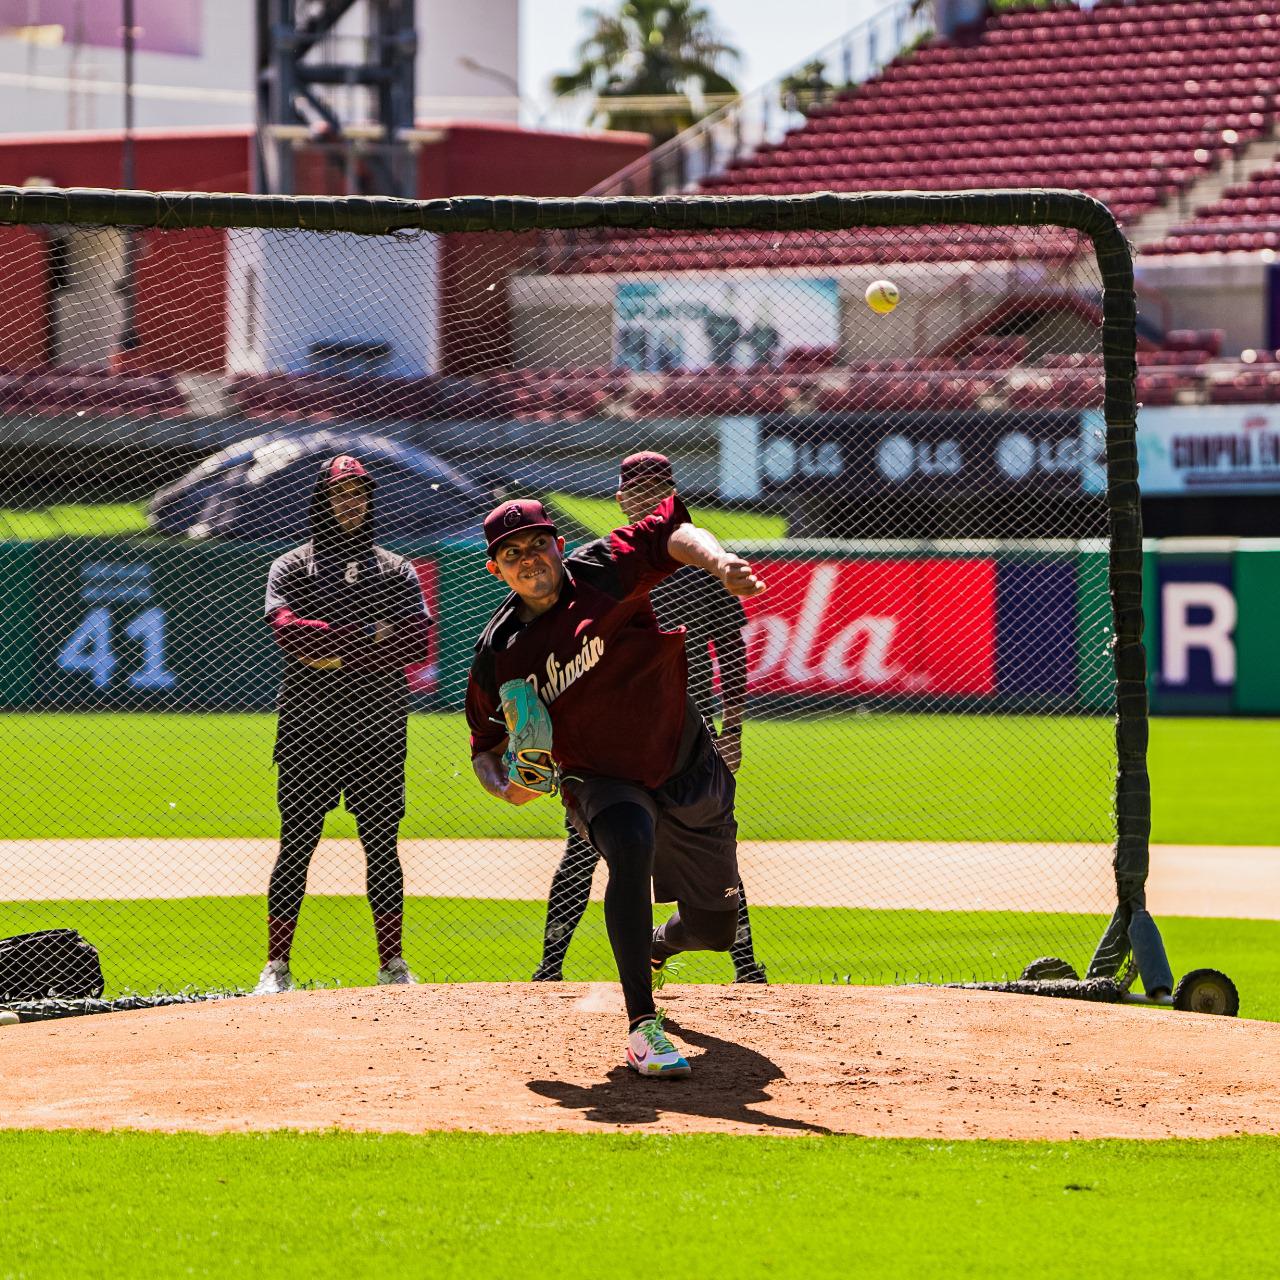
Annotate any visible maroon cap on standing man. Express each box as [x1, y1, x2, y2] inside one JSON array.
[[618, 451, 676, 491], [325, 454, 372, 485]]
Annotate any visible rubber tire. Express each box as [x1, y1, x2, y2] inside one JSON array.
[[1020, 956, 1079, 982], [1172, 968, 1240, 1017]]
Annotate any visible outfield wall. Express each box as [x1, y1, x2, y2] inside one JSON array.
[[2, 536, 1276, 714]]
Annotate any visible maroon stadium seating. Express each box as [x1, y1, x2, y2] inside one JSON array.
[[1146, 151, 1280, 253], [564, 0, 1279, 272], [12, 339, 1280, 429]]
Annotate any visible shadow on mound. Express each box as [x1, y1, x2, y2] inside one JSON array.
[[527, 1020, 832, 1134]]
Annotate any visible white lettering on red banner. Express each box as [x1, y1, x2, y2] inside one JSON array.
[[742, 558, 997, 698]]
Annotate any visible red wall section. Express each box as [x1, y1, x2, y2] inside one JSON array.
[[0, 129, 249, 373], [416, 121, 648, 200], [0, 123, 647, 376], [418, 123, 650, 376], [0, 227, 52, 369], [0, 127, 251, 192], [134, 228, 227, 374]]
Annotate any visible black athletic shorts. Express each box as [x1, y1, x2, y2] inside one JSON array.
[[275, 722, 407, 825], [561, 728, 740, 912]]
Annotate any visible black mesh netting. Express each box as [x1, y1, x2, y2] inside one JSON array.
[[0, 192, 1144, 998]]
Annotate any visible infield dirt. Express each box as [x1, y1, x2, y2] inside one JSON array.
[[5, 983, 1279, 1140]]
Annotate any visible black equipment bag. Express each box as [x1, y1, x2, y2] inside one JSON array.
[[0, 929, 105, 1001]]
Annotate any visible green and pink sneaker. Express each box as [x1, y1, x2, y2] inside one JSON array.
[[626, 1012, 690, 1078]]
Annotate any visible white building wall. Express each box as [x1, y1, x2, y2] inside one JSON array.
[[0, 0, 519, 135], [1136, 256, 1270, 356], [418, 0, 521, 116], [226, 228, 440, 378], [53, 226, 127, 365]]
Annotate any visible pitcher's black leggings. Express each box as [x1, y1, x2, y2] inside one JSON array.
[[590, 802, 736, 1025]]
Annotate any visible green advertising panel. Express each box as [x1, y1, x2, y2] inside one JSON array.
[[30, 539, 284, 711], [7, 536, 1280, 715], [431, 541, 507, 708], [1074, 547, 1112, 713], [1235, 543, 1280, 714], [19, 537, 498, 713], [0, 542, 35, 707]]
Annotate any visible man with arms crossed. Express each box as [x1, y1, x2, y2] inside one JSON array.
[[531, 452, 766, 985], [465, 493, 766, 1077], [255, 455, 431, 994]]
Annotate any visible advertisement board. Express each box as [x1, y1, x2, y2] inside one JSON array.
[[614, 277, 839, 373], [1137, 406, 1280, 495], [1235, 544, 1280, 712], [759, 411, 1102, 495], [30, 541, 280, 711], [20, 540, 444, 712], [1154, 552, 1237, 713], [5, 537, 1278, 714], [741, 557, 997, 699]]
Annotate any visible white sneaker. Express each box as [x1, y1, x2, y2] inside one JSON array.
[[626, 1013, 690, 1078], [253, 959, 295, 995], [377, 957, 419, 986]]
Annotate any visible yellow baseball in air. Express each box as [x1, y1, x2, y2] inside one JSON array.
[[865, 279, 900, 314]]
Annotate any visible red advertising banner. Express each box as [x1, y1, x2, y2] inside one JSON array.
[[406, 558, 440, 695], [742, 558, 996, 698]]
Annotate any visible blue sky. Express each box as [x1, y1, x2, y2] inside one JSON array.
[[521, 0, 879, 117]]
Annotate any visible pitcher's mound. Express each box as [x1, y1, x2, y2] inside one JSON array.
[[6, 984, 1279, 1139]]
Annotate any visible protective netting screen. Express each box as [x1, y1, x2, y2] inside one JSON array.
[[0, 194, 1139, 997]]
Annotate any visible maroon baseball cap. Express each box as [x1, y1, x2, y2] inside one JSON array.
[[483, 498, 558, 557], [323, 454, 372, 485], [618, 450, 676, 490]]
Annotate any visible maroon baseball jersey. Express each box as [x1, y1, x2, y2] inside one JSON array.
[[466, 495, 694, 791]]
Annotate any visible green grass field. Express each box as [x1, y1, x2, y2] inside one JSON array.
[[3, 895, 1277, 1020], [1, 1131, 1276, 1279], [3, 712, 1277, 843], [0, 503, 150, 540], [2, 710, 1274, 1001], [3, 713, 1277, 1277]]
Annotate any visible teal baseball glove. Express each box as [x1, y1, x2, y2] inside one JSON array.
[[498, 679, 560, 796]]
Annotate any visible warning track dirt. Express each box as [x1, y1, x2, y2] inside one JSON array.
[[3, 838, 1277, 917]]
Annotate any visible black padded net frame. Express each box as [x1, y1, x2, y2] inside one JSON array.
[[0, 186, 1156, 1002]]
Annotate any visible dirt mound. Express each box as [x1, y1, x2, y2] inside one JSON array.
[[6, 984, 1279, 1139]]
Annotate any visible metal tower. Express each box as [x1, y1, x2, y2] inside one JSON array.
[[255, 0, 421, 197]]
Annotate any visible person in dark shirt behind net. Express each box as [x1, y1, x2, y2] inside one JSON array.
[[255, 455, 432, 995], [532, 452, 766, 985], [465, 491, 766, 1077]]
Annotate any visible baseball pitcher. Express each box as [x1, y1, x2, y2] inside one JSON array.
[[532, 451, 765, 985], [465, 493, 766, 1078]]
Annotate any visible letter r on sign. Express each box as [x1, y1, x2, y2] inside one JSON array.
[[1162, 582, 1237, 685]]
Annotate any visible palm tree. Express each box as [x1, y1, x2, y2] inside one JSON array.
[[552, 1, 741, 145], [779, 59, 836, 113]]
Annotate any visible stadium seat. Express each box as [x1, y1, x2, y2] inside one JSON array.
[[564, 0, 1280, 273]]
